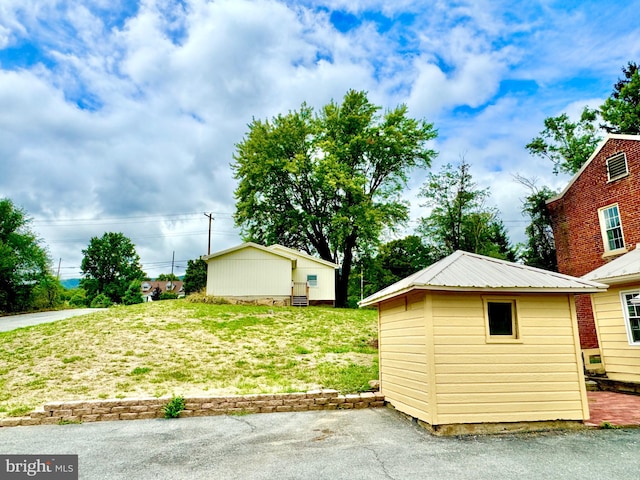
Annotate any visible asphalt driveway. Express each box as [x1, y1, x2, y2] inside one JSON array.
[[0, 309, 104, 332], [1, 408, 639, 480]]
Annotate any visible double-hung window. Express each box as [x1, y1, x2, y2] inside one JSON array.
[[598, 204, 625, 253], [621, 291, 640, 344], [307, 274, 318, 287]]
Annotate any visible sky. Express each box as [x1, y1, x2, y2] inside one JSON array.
[[1, 0, 639, 280]]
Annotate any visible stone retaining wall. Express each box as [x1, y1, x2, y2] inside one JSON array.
[[0, 390, 385, 428]]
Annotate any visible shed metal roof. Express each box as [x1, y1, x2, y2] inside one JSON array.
[[582, 246, 640, 284], [359, 250, 608, 306]]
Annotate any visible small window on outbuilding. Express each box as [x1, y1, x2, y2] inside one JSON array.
[[484, 298, 519, 341], [606, 153, 628, 181], [307, 274, 318, 287]]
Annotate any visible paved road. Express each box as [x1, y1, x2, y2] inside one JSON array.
[[0, 309, 105, 332], [1, 409, 639, 479]]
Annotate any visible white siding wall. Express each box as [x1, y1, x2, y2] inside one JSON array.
[[291, 263, 335, 301], [206, 247, 292, 297], [591, 284, 640, 383]]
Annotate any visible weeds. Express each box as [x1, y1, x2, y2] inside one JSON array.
[[163, 395, 186, 419]]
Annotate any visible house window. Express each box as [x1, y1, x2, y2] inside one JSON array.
[[484, 298, 518, 340], [606, 153, 628, 181], [307, 274, 318, 287], [621, 291, 640, 344], [598, 204, 625, 252]]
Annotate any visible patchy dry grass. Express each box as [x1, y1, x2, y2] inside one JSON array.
[[0, 302, 378, 416]]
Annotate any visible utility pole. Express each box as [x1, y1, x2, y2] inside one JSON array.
[[204, 213, 214, 255], [56, 258, 62, 280], [171, 250, 175, 277]]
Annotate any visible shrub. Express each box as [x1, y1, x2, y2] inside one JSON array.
[[68, 288, 88, 307], [90, 293, 112, 308], [159, 292, 179, 301], [163, 395, 186, 419], [122, 280, 144, 305]]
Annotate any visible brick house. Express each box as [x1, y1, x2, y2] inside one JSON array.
[[547, 134, 640, 367]]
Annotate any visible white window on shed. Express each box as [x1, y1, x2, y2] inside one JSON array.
[[621, 290, 640, 344], [598, 204, 625, 252], [483, 298, 519, 342], [307, 274, 318, 287], [606, 153, 628, 181]]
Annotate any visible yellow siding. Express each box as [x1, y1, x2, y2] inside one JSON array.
[[591, 284, 640, 383], [431, 293, 587, 425], [206, 247, 292, 297], [379, 294, 431, 423]]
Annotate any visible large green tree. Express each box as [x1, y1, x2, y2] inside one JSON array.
[[0, 198, 51, 313], [526, 106, 601, 175], [80, 232, 146, 304], [417, 161, 517, 260], [183, 258, 207, 294], [233, 90, 437, 307], [601, 62, 640, 134]]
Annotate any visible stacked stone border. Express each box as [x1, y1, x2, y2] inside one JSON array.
[[0, 390, 385, 428]]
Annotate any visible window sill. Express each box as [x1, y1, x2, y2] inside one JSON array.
[[602, 248, 628, 259], [486, 337, 523, 344]]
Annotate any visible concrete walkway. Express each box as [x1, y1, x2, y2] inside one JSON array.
[[586, 391, 640, 427]]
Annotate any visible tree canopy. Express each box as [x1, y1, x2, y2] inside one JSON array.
[[80, 232, 146, 304], [525, 107, 601, 175], [417, 161, 516, 261], [0, 198, 51, 313], [233, 89, 437, 306], [515, 176, 557, 271], [601, 62, 640, 134], [183, 258, 207, 294], [348, 235, 438, 307]]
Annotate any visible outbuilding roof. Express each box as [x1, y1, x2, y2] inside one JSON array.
[[582, 246, 640, 285], [359, 250, 608, 306], [201, 242, 298, 265]]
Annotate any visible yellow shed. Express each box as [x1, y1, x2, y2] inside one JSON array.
[[360, 251, 607, 434], [583, 246, 640, 385]]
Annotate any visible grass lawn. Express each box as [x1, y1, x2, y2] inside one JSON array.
[[0, 301, 378, 417]]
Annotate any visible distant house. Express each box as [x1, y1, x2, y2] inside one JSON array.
[[583, 247, 640, 387], [547, 133, 640, 367], [360, 250, 606, 434], [141, 280, 185, 301], [202, 243, 338, 306]]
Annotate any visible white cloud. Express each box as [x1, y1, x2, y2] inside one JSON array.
[[0, 0, 638, 278]]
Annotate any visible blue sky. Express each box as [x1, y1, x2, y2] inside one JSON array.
[[1, 0, 639, 279]]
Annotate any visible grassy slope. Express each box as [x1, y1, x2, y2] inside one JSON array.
[[0, 302, 378, 417]]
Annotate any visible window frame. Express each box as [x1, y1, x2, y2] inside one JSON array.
[[606, 152, 629, 182], [483, 297, 521, 343], [306, 274, 318, 288], [598, 204, 626, 254], [620, 289, 640, 346]]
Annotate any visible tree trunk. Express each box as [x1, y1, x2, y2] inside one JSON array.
[[334, 235, 356, 308]]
